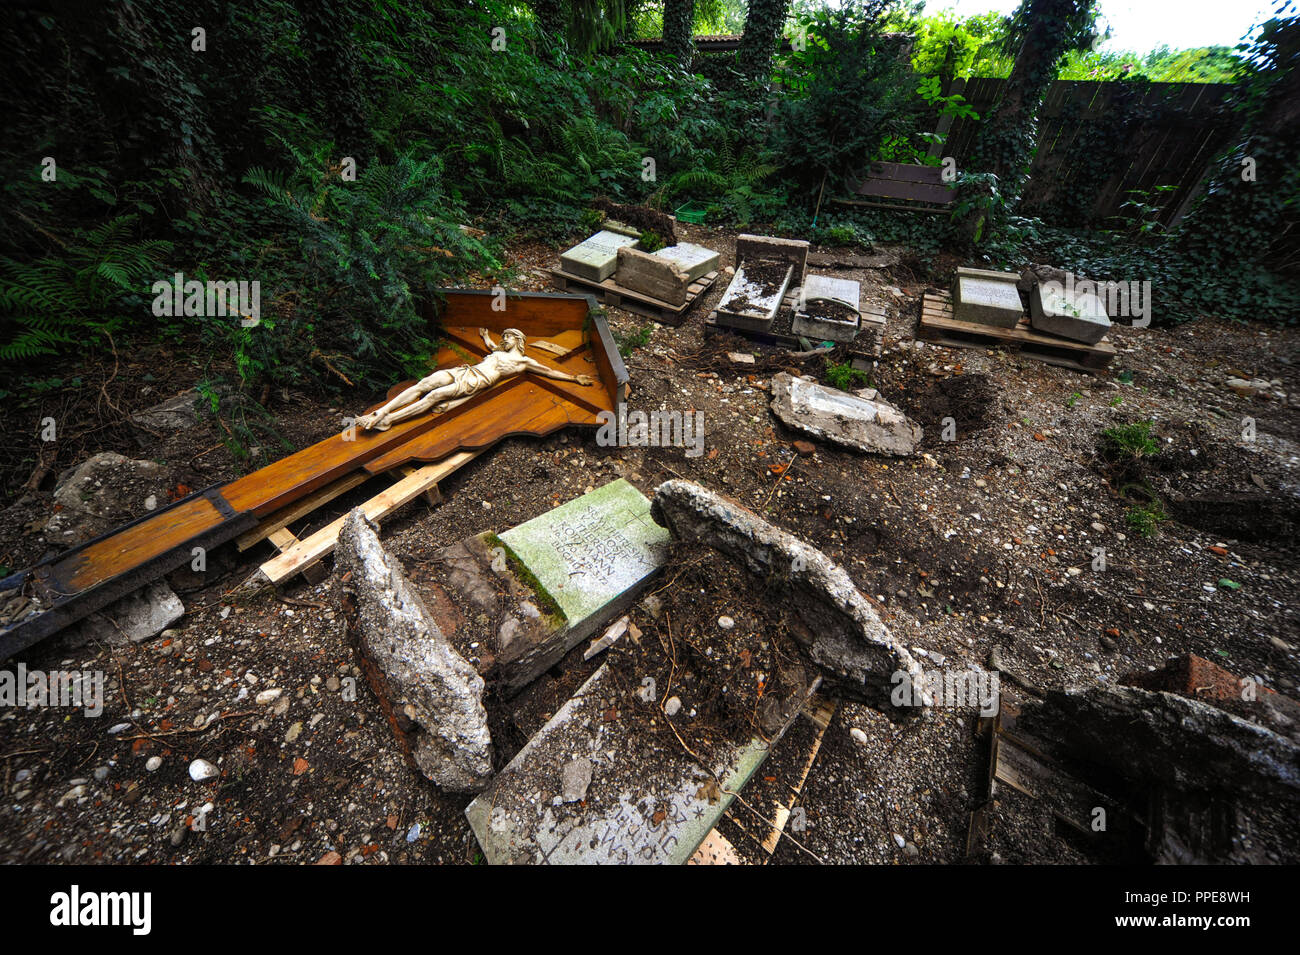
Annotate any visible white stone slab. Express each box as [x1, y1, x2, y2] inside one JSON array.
[[716, 263, 795, 326], [465, 663, 793, 864], [1030, 283, 1112, 344], [652, 243, 720, 283], [561, 231, 640, 282], [498, 479, 670, 626], [953, 274, 1023, 329]]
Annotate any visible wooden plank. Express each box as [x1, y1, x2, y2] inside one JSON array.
[[921, 291, 1115, 356], [548, 268, 719, 326], [258, 452, 478, 585], [856, 178, 955, 205], [919, 291, 1114, 373], [267, 528, 328, 585], [235, 471, 372, 552], [760, 699, 836, 860]]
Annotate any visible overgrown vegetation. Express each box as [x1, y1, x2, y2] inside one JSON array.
[[1, 0, 1295, 413]]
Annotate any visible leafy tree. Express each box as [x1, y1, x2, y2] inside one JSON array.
[[967, 0, 1098, 199], [663, 0, 696, 61], [738, 0, 790, 77]]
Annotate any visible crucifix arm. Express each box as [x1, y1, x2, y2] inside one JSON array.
[[479, 327, 497, 351], [525, 357, 594, 385]]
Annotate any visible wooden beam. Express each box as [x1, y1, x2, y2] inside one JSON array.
[[255, 451, 478, 586], [235, 471, 372, 552]]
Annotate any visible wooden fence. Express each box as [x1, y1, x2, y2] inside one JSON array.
[[938, 78, 1237, 227]]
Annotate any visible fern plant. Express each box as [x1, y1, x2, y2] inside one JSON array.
[[243, 135, 499, 387], [663, 141, 779, 225], [0, 214, 171, 360]]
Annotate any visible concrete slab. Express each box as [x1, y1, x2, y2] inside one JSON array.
[[793, 275, 862, 344], [560, 231, 640, 282], [770, 373, 922, 456], [715, 263, 795, 330], [952, 272, 1023, 329], [465, 663, 803, 864], [1030, 283, 1112, 344], [652, 243, 721, 284]]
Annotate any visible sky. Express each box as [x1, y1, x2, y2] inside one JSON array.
[[929, 0, 1282, 52]]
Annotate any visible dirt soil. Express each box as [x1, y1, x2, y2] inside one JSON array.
[[1, 221, 1297, 865]]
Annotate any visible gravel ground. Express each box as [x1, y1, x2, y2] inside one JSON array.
[[1, 223, 1296, 865]]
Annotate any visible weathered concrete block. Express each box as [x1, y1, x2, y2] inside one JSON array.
[[953, 271, 1023, 328], [650, 479, 924, 712], [736, 234, 809, 280], [653, 243, 720, 283], [560, 231, 640, 282], [67, 580, 184, 648], [792, 274, 862, 344], [1030, 282, 1111, 344], [337, 509, 493, 793], [769, 373, 921, 456], [465, 662, 803, 863], [615, 246, 689, 306]]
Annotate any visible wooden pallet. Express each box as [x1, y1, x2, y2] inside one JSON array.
[[550, 268, 719, 326], [920, 290, 1115, 373]]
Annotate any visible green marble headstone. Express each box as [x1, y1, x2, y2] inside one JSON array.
[[498, 479, 670, 626]]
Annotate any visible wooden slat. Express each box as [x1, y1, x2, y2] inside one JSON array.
[[258, 451, 478, 585], [855, 178, 955, 204], [235, 471, 372, 552]]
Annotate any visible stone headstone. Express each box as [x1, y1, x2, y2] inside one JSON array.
[[715, 262, 795, 331], [560, 231, 640, 282], [1030, 282, 1112, 344], [952, 268, 1023, 329], [616, 246, 689, 306], [441, 479, 670, 694], [736, 234, 810, 281], [652, 243, 720, 283], [465, 662, 803, 864], [792, 274, 862, 344], [769, 373, 922, 456]]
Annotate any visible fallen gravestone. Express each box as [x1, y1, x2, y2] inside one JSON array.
[[1029, 281, 1112, 344], [615, 246, 689, 306], [736, 233, 810, 281], [439, 479, 670, 694], [792, 275, 862, 344], [952, 266, 1023, 329], [465, 662, 812, 863], [769, 373, 921, 456], [560, 230, 641, 282], [652, 242, 720, 283], [650, 479, 923, 711], [336, 509, 493, 793]]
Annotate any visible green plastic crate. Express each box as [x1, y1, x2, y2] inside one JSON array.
[[674, 201, 708, 224]]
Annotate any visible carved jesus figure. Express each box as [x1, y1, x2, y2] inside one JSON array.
[[356, 328, 596, 431]]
